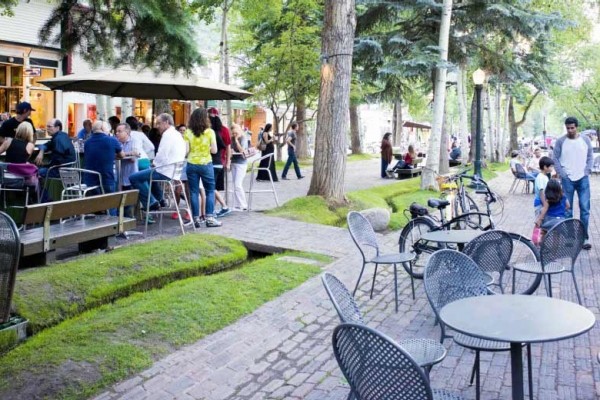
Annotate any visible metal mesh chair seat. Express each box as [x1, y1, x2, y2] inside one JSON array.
[[347, 211, 418, 308], [371, 252, 415, 264], [333, 323, 465, 400], [322, 273, 446, 373], [512, 260, 565, 275], [453, 332, 510, 352], [399, 338, 447, 367], [433, 389, 467, 400]]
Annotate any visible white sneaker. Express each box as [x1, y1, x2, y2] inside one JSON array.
[[205, 217, 222, 227]]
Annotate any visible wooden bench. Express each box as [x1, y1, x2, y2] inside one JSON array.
[[395, 167, 422, 180], [19, 190, 139, 266]]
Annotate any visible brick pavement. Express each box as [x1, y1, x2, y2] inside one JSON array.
[[94, 163, 600, 400]]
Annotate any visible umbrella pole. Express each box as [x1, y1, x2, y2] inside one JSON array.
[[152, 99, 155, 125]]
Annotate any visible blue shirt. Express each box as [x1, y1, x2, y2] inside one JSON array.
[[84, 132, 122, 192], [547, 195, 567, 218], [119, 137, 138, 186], [77, 127, 92, 141], [42, 131, 76, 166]]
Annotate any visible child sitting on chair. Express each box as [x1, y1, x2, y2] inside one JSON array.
[[535, 178, 570, 233]]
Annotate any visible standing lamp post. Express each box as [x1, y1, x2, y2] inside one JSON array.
[[472, 69, 485, 184]]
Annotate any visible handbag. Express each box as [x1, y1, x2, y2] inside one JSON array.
[[257, 138, 267, 151]]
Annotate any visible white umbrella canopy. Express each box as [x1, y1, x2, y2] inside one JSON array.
[[40, 69, 252, 101]]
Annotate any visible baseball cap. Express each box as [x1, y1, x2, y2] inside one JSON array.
[[16, 102, 35, 113], [208, 107, 219, 116]]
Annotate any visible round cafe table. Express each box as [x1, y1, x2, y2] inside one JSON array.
[[440, 295, 595, 400], [421, 229, 483, 251]]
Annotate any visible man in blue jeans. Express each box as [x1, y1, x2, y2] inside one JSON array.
[[281, 122, 304, 180], [552, 116, 593, 250]]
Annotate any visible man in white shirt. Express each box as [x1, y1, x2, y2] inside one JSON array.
[[126, 116, 156, 168], [129, 113, 186, 210], [552, 116, 593, 249]]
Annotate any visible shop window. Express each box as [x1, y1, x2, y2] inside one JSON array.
[[10, 66, 22, 87], [30, 68, 56, 87], [30, 90, 54, 130], [0, 66, 6, 86]]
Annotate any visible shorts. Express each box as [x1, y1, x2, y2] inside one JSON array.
[[214, 165, 225, 191], [541, 216, 564, 231]]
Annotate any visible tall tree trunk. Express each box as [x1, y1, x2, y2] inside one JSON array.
[[456, 66, 469, 159], [154, 99, 171, 115], [495, 84, 504, 162], [296, 96, 309, 158], [438, 101, 449, 175], [392, 100, 403, 146], [349, 103, 362, 154], [485, 86, 494, 163], [308, 0, 356, 202], [96, 95, 108, 122], [220, 1, 232, 126], [422, 0, 453, 190], [504, 93, 510, 159], [469, 90, 476, 162], [508, 96, 518, 152]]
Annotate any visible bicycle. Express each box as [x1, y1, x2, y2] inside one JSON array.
[[398, 173, 542, 295]]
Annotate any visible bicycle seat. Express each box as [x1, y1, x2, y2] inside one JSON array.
[[427, 198, 450, 209]]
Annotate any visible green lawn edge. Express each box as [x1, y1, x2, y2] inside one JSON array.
[[266, 163, 508, 230], [0, 252, 325, 400], [13, 234, 248, 334]]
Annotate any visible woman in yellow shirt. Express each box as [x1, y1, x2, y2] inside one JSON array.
[[185, 108, 221, 228]]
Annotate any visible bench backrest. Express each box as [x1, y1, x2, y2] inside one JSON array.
[[23, 190, 139, 225]]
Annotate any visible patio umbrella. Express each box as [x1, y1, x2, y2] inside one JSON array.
[[39, 69, 252, 101]]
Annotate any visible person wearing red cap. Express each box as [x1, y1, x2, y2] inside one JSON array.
[[0, 102, 36, 143]]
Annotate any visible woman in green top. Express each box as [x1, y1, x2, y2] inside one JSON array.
[[184, 108, 222, 228]]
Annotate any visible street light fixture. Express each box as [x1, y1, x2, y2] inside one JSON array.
[[472, 68, 485, 184]]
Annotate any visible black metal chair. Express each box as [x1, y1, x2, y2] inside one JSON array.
[[463, 230, 513, 293], [347, 211, 416, 311], [511, 218, 584, 304], [424, 249, 533, 400], [332, 323, 464, 400], [0, 211, 20, 324], [322, 272, 446, 377], [509, 163, 535, 194]]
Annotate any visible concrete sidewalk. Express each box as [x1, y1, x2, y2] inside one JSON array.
[[95, 162, 600, 400]]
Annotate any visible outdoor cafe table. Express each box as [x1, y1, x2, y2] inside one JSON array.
[[440, 295, 595, 400], [421, 229, 483, 251]]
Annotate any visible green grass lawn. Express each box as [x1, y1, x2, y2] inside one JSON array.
[[0, 252, 328, 399], [13, 234, 247, 333], [266, 163, 509, 231]]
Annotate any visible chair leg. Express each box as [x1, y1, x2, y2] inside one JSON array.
[[475, 351, 481, 400], [407, 261, 415, 300], [571, 270, 582, 305], [369, 263, 379, 299], [393, 263, 398, 313], [527, 344, 533, 400], [547, 275, 553, 297], [352, 263, 367, 297], [512, 269, 517, 294]]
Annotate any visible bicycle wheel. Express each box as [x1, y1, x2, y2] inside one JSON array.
[[453, 192, 481, 227], [498, 233, 543, 295], [398, 217, 441, 279], [448, 212, 489, 231], [454, 191, 479, 215]]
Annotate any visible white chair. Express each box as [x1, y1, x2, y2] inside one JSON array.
[[246, 153, 279, 211], [59, 168, 104, 201], [592, 155, 600, 174], [143, 161, 195, 237]]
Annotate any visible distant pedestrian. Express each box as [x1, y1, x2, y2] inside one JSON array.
[[281, 122, 304, 180], [208, 108, 232, 217], [380, 132, 393, 178], [230, 123, 248, 211], [552, 116, 593, 250], [108, 116, 120, 134]]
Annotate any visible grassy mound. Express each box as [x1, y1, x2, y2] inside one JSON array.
[[0, 252, 325, 400], [13, 234, 247, 333], [266, 163, 509, 230]]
